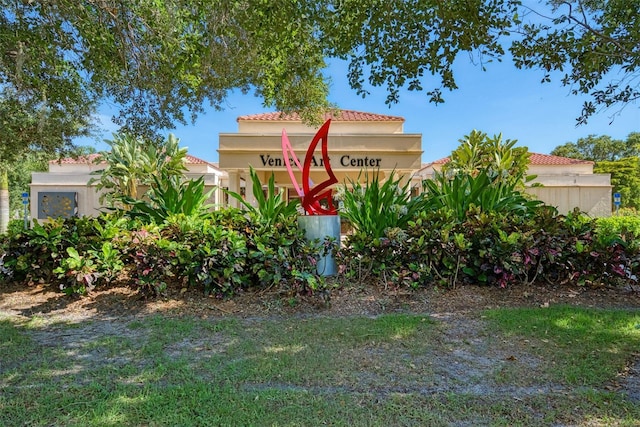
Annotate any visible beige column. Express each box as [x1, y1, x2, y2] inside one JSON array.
[[244, 170, 256, 207], [227, 170, 240, 208], [214, 185, 223, 209]]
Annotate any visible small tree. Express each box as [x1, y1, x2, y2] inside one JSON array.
[[424, 130, 541, 221], [443, 130, 532, 188], [91, 133, 188, 209]]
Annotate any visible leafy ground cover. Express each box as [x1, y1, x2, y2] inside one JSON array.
[[0, 281, 639, 426]]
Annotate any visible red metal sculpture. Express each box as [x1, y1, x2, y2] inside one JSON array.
[[281, 119, 338, 215]]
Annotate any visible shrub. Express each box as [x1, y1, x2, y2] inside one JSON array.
[[53, 247, 100, 295], [224, 167, 300, 229], [596, 215, 640, 251], [339, 169, 426, 239], [3, 219, 26, 236], [337, 207, 639, 290], [0, 215, 132, 294], [122, 175, 214, 224], [422, 169, 544, 221], [130, 210, 326, 297], [1, 218, 74, 284]]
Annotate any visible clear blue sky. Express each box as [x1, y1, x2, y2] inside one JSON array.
[[85, 56, 639, 164]]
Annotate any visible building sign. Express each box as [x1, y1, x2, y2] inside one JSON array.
[[259, 154, 382, 169], [38, 192, 78, 219], [219, 152, 419, 170], [218, 133, 422, 171]]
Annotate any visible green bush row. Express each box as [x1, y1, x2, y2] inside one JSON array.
[[0, 211, 326, 297], [337, 208, 640, 289], [2, 207, 638, 296]]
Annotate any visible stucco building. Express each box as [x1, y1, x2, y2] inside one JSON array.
[[30, 154, 225, 220], [29, 109, 612, 219], [218, 110, 422, 207]]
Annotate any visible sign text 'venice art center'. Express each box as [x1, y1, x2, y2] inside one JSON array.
[[259, 153, 383, 169]]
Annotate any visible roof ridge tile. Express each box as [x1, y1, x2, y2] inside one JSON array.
[[237, 109, 404, 122]]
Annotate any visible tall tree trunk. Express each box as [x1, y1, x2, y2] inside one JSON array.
[[0, 169, 9, 234]]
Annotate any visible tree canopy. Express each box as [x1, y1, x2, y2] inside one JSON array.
[[551, 133, 640, 161], [510, 0, 640, 124], [2, 0, 638, 146]]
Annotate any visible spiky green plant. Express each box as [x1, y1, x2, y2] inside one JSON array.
[[339, 169, 426, 238], [224, 167, 300, 228]]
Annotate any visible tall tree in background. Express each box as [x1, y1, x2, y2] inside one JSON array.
[[552, 133, 640, 209], [551, 134, 640, 161], [0, 2, 97, 232]]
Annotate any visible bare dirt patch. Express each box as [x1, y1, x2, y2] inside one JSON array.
[[2, 279, 638, 320]]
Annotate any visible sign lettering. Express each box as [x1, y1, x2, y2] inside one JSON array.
[[259, 154, 382, 169], [340, 155, 382, 168]]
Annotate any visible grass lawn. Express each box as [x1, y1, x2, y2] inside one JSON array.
[[1, 306, 639, 426]]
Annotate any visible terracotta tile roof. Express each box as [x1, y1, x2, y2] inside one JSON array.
[[425, 153, 594, 167], [185, 154, 213, 165], [52, 153, 214, 165], [50, 153, 104, 164], [529, 153, 594, 165], [237, 109, 405, 122]]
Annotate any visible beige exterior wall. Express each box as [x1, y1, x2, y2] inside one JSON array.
[[30, 172, 102, 219], [30, 164, 225, 221], [528, 172, 611, 217], [417, 162, 612, 217], [237, 120, 404, 135], [528, 164, 594, 175], [527, 185, 612, 217]]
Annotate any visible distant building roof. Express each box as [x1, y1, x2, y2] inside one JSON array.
[[51, 153, 215, 166], [425, 153, 594, 168], [50, 153, 104, 165], [185, 154, 213, 165], [529, 153, 594, 166], [237, 109, 405, 122]]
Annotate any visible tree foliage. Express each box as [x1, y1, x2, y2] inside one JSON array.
[[443, 130, 532, 187], [3, 0, 639, 140], [551, 133, 640, 161], [511, 0, 640, 123], [594, 157, 640, 210], [91, 133, 188, 208], [321, 0, 517, 105], [0, 0, 97, 163], [0, 0, 333, 138], [7, 152, 48, 218]]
